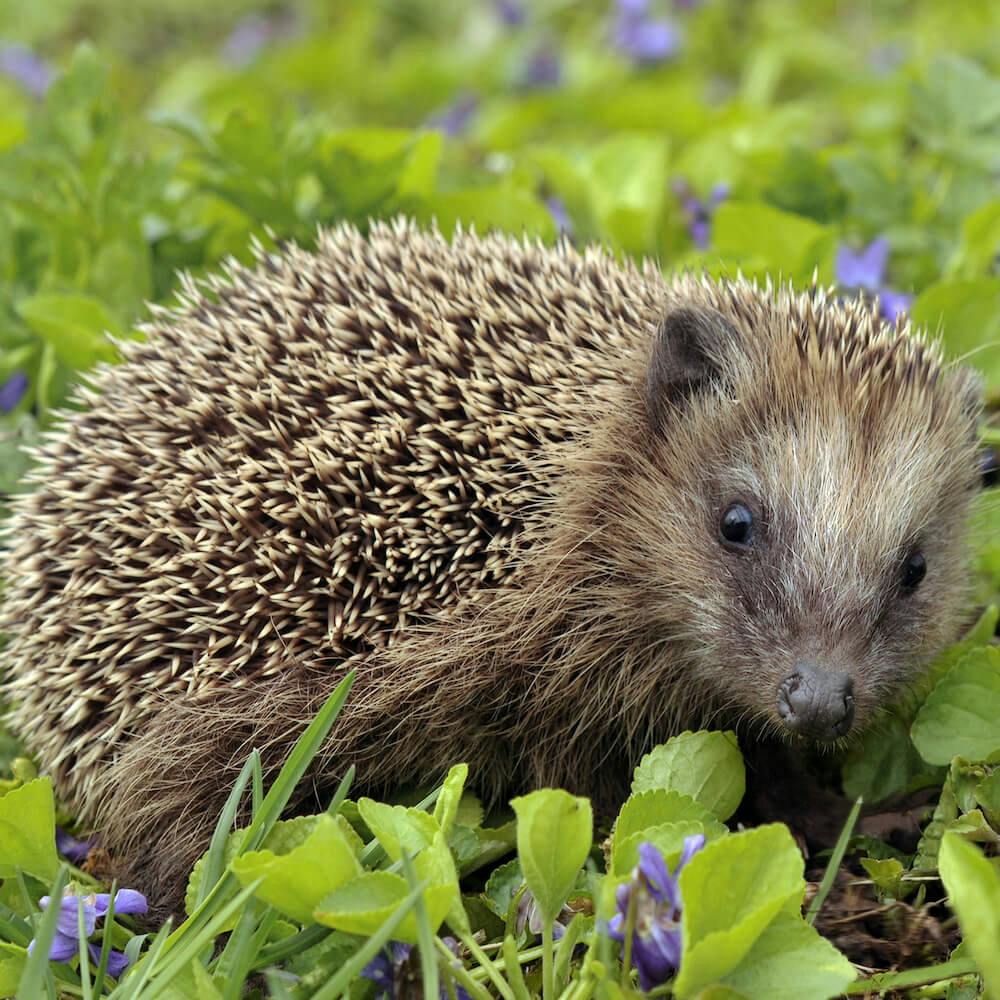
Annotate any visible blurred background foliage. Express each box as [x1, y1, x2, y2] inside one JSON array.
[[0, 1, 998, 579]]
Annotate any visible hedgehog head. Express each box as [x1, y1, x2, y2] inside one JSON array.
[[595, 276, 983, 744]]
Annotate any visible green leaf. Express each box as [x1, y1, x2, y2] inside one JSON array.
[[674, 824, 806, 998], [0, 778, 58, 881], [433, 764, 469, 838], [711, 202, 832, 281], [510, 790, 592, 925], [230, 814, 361, 924], [612, 820, 727, 876], [16, 294, 122, 371], [842, 715, 942, 803], [357, 799, 439, 861], [314, 871, 453, 942], [631, 731, 745, 821], [860, 858, 907, 901], [938, 833, 1000, 999], [910, 278, 1000, 385], [911, 647, 1000, 765], [717, 911, 855, 999], [582, 134, 669, 255]]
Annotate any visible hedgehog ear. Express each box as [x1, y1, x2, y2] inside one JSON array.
[[645, 306, 740, 431]]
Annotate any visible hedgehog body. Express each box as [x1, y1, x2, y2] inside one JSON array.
[[0, 219, 983, 907]]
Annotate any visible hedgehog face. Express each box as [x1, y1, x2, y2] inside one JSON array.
[[635, 290, 983, 743]]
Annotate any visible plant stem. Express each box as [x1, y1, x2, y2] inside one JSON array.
[[542, 924, 555, 1000], [457, 927, 516, 1000]]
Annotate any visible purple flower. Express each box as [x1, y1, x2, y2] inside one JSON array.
[[0, 371, 28, 413], [613, 0, 681, 65], [835, 238, 912, 321], [835, 238, 888, 292], [546, 196, 574, 238], [522, 46, 561, 89], [514, 885, 571, 939], [363, 939, 471, 1000], [427, 93, 479, 138], [607, 836, 704, 991], [675, 180, 728, 249], [56, 828, 94, 865], [221, 13, 297, 66], [28, 889, 147, 978], [0, 43, 53, 98], [495, 0, 526, 27]]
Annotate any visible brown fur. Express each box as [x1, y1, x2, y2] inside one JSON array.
[[0, 219, 982, 910]]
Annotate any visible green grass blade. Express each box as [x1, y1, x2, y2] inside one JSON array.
[[92, 880, 117, 997], [77, 896, 93, 1000], [325, 764, 355, 817], [503, 935, 532, 1000], [309, 880, 428, 1000], [217, 900, 264, 1000], [108, 920, 173, 1000], [402, 852, 439, 1000], [254, 924, 330, 969], [241, 670, 355, 853], [16, 864, 69, 1000], [196, 748, 262, 909], [133, 882, 260, 993], [263, 969, 296, 999], [806, 796, 862, 924]]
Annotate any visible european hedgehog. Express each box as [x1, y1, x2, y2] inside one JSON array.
[[0, 219, 985, 907]]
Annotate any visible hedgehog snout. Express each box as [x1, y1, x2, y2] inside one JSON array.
[[776, 662, 855, 741]]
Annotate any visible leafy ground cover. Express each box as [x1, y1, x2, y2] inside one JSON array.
[[0, 1, 999, 997]]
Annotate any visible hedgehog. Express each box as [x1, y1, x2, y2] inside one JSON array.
[[0, 218, 986, 909]]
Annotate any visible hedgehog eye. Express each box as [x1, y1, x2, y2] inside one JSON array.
[[719, 503, 754, 549], [900, 551, 927, 593]]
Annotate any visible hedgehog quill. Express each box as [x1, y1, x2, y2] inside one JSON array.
[[0, 219, 986, 908]]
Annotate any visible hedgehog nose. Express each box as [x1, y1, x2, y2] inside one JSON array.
[[777, 663, 855, 741]]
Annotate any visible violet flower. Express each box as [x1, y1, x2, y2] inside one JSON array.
[[546, 196, 574, 238], [613, 0, 681, 65], [28, 888, 147, 979], [675, 180, 728, 249], [607, 836, 704, 991], [835, 238, 912, 321], [495, 0, 526, 27], [0, 371, 28, 413], [522, 46, 561, 89], [0, 43, 53, 98], [56, 827, 94, 865], [363, 939, 470, 1000], [427, 93, 479, 138], [514, 885, 572, 940]]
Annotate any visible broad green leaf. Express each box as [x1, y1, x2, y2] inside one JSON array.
[[631, 732, 745, 821], [314, 870, 452, 942], [712, 202, 831, 281], [860, 858, 907, 901], [910, 278, 1000, 384], [674, 824, 806, 997], [0, 778, 58, 881], [615, 789, 720, 843], [612, 820, 727, 876], [511, 790, 592, 925], [0, 945, 25, 998], [582, 134, 669, 255], [433, 764, 469, 838], [356, 799, 439, 862], [911, 647, 1000, 765], [975, 767, 1000, 828], [230, 814, 361, 924], [717, 911, 855, 1000], [842, 715, 942, 803], [938, 834, 1000, 999], [15, 294, 122, 371]]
